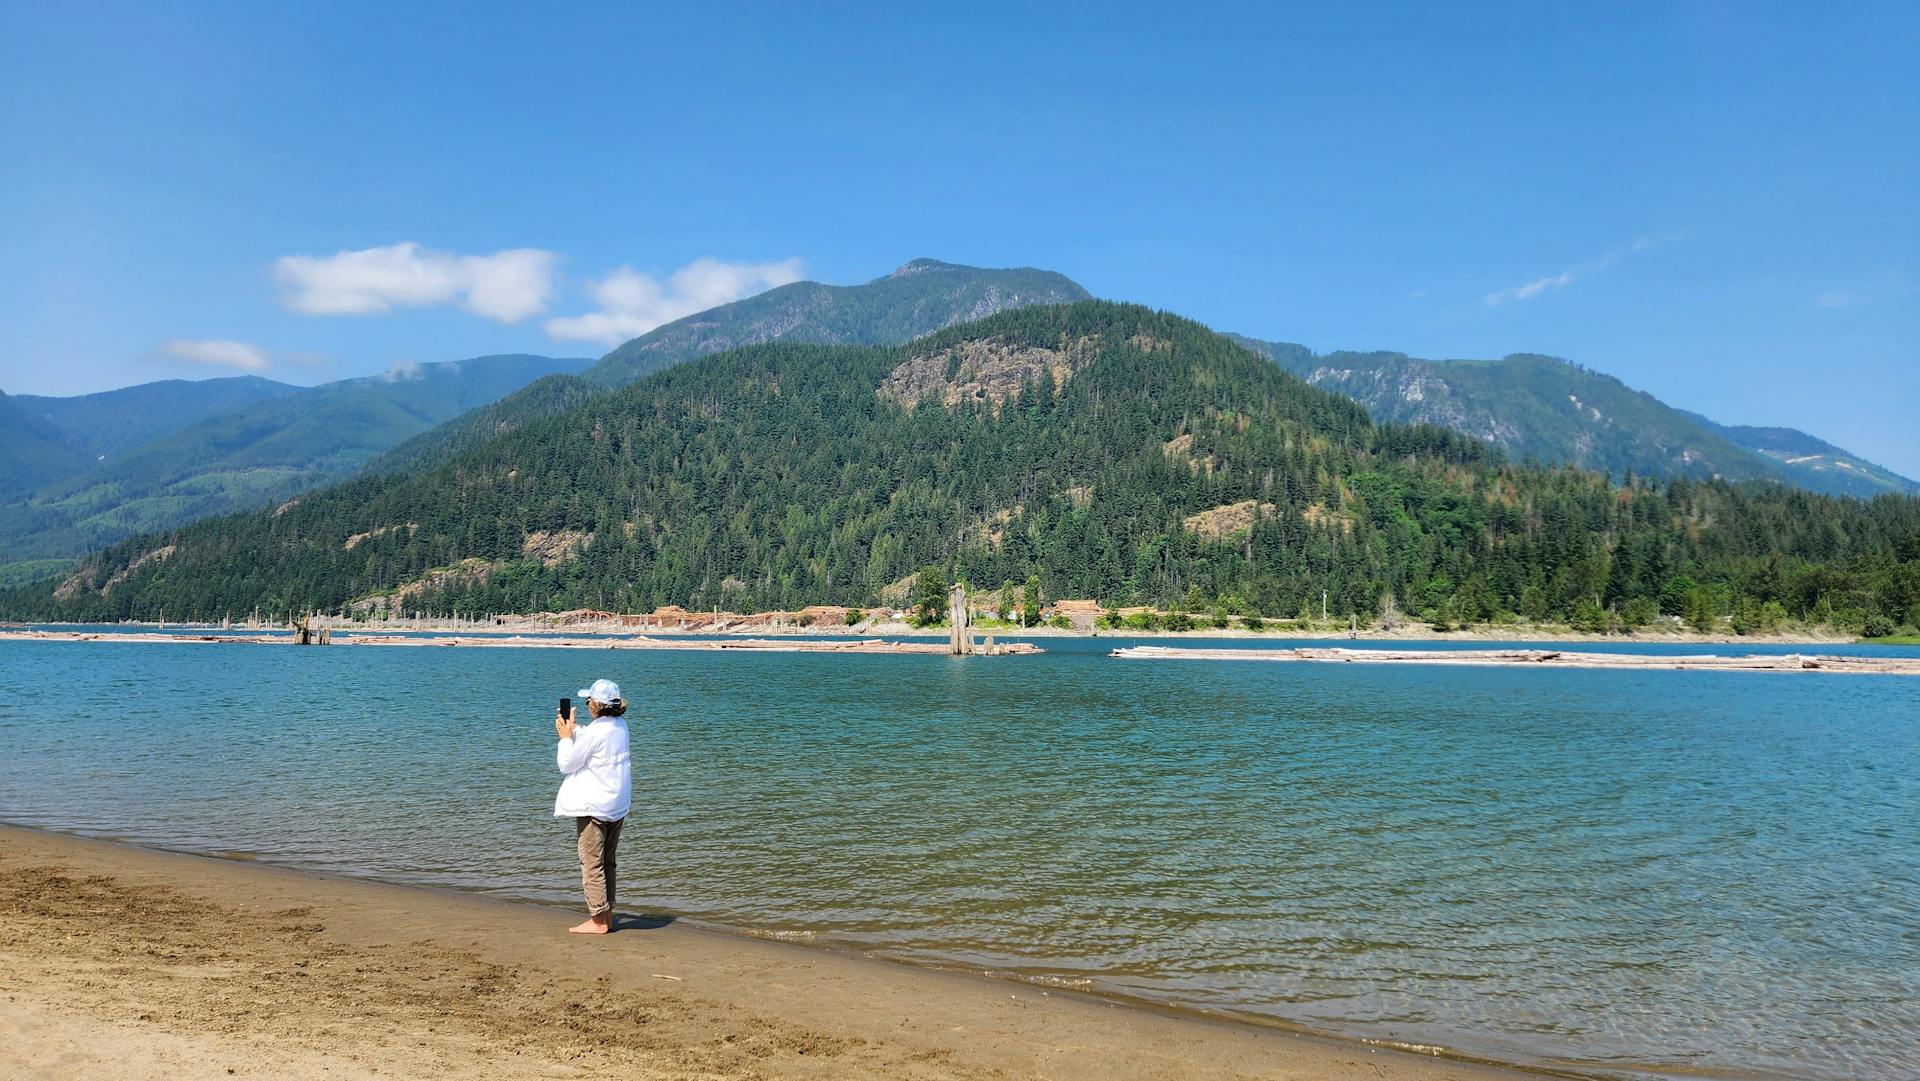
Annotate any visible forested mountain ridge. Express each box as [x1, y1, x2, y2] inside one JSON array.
[[587, 258, 1092, 387], [0, 354, 589, 564], [367, 260, 1093, 479], [1683, 413, 1915, 495], [0, 376, 300, 502], [14, 375, 299, 461], [363, 373, 601, 476], [1227, 335, 1918, 499], [15, 302, 1919, 636], [0, 391, 94, 503]]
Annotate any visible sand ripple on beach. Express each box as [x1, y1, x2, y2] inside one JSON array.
[[0, 852, 984, 1081]]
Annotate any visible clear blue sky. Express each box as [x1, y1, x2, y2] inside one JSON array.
[[4, 3, 1915, 473]]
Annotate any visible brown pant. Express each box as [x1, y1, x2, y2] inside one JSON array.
[[574, 816, 624, 916]]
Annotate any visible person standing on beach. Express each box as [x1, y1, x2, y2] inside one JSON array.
[[555, 678, 631, 935]]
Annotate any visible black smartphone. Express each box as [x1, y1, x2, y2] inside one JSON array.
[[560, 696, 572, 721]]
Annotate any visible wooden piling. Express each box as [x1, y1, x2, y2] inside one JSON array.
[[949, 582, 972, 655]]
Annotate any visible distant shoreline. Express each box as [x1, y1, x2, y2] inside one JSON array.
[[10, 616, 1870, 649]]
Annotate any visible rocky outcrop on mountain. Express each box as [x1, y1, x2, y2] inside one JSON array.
[[879, 335, 1098, 409]]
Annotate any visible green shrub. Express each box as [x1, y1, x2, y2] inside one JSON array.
[[1621, 596, 1660, 628], [1571, 599, 1608, 634], [1684, 587, 1719, 634]]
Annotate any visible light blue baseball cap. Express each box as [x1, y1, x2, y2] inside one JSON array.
[[577, 678, 623, 705]]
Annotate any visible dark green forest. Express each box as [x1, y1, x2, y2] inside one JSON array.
[[358, 260, 1092, 483], [12, 302, 1920, 636]]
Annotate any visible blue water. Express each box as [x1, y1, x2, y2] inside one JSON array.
[[1, 634, 1916, 1080]]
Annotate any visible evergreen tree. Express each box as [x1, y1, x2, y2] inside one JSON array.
[[914, 566, 948, 627]]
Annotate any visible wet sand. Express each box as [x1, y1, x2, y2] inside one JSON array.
[[0, 824, 1548, 1081]]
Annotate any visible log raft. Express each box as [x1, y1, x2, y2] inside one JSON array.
[[1108, 644, 1920, 675]]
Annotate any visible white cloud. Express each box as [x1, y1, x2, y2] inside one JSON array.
[[545, 257, 806, 346], [1487, 270, 1578, 307], [1814, 289, 1855, 308], [273, 242, 558, 323], [1485, 232, 1682, 308], [380, 360, 427, 382], [160, 339, 272, 371]]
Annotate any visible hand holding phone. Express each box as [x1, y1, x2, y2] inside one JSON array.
[[556, 697, 576, 739]]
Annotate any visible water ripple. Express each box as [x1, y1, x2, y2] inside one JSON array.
[[2, 635, 1917, 1079]]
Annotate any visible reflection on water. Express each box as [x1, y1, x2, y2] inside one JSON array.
[[2, 635, 1917, 1080]]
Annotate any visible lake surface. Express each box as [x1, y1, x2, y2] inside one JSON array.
[[2, 634, 1916, 1080]]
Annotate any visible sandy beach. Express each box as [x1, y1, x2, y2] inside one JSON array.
[[0, 825, 1553, 1081]]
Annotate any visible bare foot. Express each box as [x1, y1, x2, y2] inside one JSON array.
[[568, 913, 611, 935]]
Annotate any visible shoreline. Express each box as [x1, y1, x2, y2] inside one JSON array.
[[4, 617, 1872, 649], [0, 822, 1564, 1081], [0, 625, 1886, 665], [0, 628, 1046, 654]]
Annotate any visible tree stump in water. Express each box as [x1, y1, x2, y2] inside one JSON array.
[[294, 615, 331, 645], [949, 582, 972, 655]]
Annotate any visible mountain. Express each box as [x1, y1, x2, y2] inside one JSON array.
[[363, 259, 1092, 477], [18, 301, 1918, 637], [0, 354, 590, 563], [1227, 336, 1918, 499], [13, 376, 298, 461], [1684, 414, 1918, 496], [587, 259, 1092, 387], [363, 373, 600, 476], [0, 391, 94, 502], [0, 376, 299, 502]]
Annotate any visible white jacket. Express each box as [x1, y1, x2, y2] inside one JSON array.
[[554, 717, 631, 821]]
